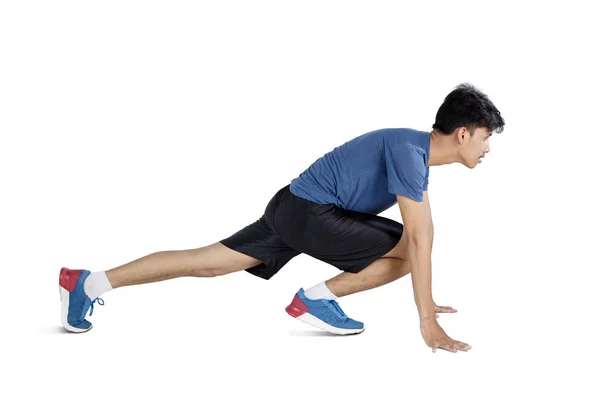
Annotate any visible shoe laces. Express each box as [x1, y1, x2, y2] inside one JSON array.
[[328, 299, 347, 319], [88, 297, 105, 317]]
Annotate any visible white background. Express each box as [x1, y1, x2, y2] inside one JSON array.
[[1, 1, 599, 399]]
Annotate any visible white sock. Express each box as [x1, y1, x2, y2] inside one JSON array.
[[304, 281, 338, 300], [84, 271, 113, 300]]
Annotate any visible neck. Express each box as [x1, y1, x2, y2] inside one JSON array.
[[428, 130, 461, 166]]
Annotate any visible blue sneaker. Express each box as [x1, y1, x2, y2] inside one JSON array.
[[59, 268, 104, 333], [285, 288, 364, 335]]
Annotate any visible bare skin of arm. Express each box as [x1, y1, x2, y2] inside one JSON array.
[[396, 193, 471, 353]]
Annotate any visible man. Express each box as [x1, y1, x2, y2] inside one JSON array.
[[59, 82, 504, 353]]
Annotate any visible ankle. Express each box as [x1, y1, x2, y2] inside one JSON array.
[[304, 281, 338, 300], [83, 271, 113, 299]]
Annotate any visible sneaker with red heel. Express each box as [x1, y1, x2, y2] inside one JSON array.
[[285, 288, 364, 335], [59, 268, 104, 333]]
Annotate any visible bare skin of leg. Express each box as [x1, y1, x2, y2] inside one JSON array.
[[325, 231, 410, 298], [325, 256, 411, 298], [106, 242, 263, 289], [106, 232, 410, 297]]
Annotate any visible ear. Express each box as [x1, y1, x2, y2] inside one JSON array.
[[456, 127, 468, 144]]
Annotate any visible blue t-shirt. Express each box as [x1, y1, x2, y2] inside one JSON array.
[[289, 128, 430, 215]]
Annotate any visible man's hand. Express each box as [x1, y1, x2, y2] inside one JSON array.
[[420, 318, 471, 353], [434, 303, 457, 318]]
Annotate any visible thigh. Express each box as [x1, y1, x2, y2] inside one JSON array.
[[274, 195, 404, 273]]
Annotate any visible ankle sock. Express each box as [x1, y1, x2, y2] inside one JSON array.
[[304, 281, 338, 300], [83, 271, 113, 300]]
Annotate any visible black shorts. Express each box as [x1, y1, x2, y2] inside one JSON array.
[[219, 184, 403, 280]]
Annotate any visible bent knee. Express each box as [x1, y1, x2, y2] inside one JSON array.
[[382, 234, 408, 260]]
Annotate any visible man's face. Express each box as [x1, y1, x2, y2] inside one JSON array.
[[461, 127, 491, 168]]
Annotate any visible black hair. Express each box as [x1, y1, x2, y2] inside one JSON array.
[[432, 83, 505, 135]]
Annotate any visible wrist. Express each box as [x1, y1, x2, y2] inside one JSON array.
[[419, 315, 437, 324]]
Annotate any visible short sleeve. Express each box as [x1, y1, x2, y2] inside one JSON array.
[[384, 143, 427, 202]]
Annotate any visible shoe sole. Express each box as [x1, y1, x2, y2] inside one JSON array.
[[286, 303, 365, 335]]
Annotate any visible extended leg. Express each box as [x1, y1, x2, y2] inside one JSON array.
[[106, 242, 263, 288], [59, 242, 263, 333]]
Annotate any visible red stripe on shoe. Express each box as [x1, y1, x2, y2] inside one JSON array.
[[285, 294, 309, 318], [59, 268, 82, 292]]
